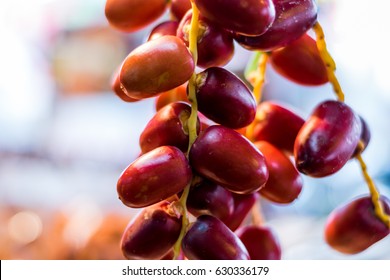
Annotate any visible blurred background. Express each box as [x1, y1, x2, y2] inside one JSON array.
[[0, 0, 389, 259]]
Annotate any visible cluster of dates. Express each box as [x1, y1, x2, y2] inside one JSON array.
[[105, 0, 390, 259]]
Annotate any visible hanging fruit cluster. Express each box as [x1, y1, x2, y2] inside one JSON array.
[[105, 0, 390, 259]]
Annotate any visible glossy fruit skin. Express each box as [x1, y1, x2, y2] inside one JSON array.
[[222, 192, 259, 231], [255, 141, 303, 204], [155, 83, 189, 111], [234, 0, 318, 51], [177, 11, 234, 68], [148, 20, 179, 41], [105, 0, 168, 33], [121, 201, 182, 260], [171, 0, 192, 21], [117, 146, 192, 208], [120, 36, 194, 99], [269, 34, 328, 86], [189, 125, 269, 194], [195, 0, 276, 36], [187, 179, 234, 221], [236, 225, 282, 260], [351, 116, 371, 157], [325, 196, 390, 254], [198, 112, 216, 131], [110, 67, 139, 102], [140, 102, 199, 153], [294, 100, 362, 177], [195, 67, 256, 129], [182, 215, 250, 260], [252, 101, 304, 154]]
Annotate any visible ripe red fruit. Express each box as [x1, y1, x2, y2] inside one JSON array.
[[294, 100, 362, 177], [189, 125, 269, 194], [154, 83, 189, 111], [351, 115, 371, 158], [325, 196, 390, 254], [147, 20, 180, 41], [105, 0, 168, 33], [140, 102, 199, 153], [251, 101, 304, 154], [120, 36, 194, 99], [221, 192, 259, 231], [269, 34, 328, 86], [121, 201, 182, 260], [182, 215, 250, 260], [110, 67, 139, 102], [236, 225, 282, 260], [177, 11, 234, 68], [234, 0, 318, 51], [187, 179, 234, 221], [195, 67, 256, 129], [195, 0, 276, 36], [117, 146, 192, 208], [170, 0, 192, 21], [255, 141, 303, 204]]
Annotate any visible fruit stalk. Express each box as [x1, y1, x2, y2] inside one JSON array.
[[313, 21, 389, 228], [245, 52, 269, 141], [186, 1, 200, 150], [173, 0, 200, 259], [356, 153, 390, 227], [252, 52, 269, 104], [245, 53, 269, 227], [312, 21, 345, 102], [172, 180, 191, 259]]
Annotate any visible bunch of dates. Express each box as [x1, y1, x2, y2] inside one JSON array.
[[105, 0, 390, 259]]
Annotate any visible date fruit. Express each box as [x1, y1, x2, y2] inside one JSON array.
[[120, 36, 194, 99], [189, 125, 269, 194], [195, 67, 256, 129], [121, 201, 182, 259], [234, 0, 317, 51], [236, 225, 282, 260], [325, 196, 390, 254], [105, 0, 168, 32], [269, 33, 328, 86], [182, 215, 250, 260], [294, 100, 361, 177], [251, 101, 304, 154], [139, 102, 199, 153], [117, 146, 192, 208], [195, 0, 276, 36], [255, 141, 303, 204]]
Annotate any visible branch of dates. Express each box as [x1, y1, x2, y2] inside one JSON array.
[[172, 0, 200, 259], [312, 21, 389, 228]]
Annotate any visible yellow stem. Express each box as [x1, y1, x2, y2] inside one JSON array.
[[172, 181, 191, 259], [245, 52, 268, 141], [186, 1, 200, 150], [313, 21, 389, 228], [252, 52, 269, 103], [312, 21, 345, 102], [173, 0, 200, 259], [356, 153, 390, 228], [187, 73, 199, 148]]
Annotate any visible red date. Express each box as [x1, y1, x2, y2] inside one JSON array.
[[117, 146, 192, 208], [120, 36, 194, 99], [189, 125, 268, 194], [294, 100, 362, 177]]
